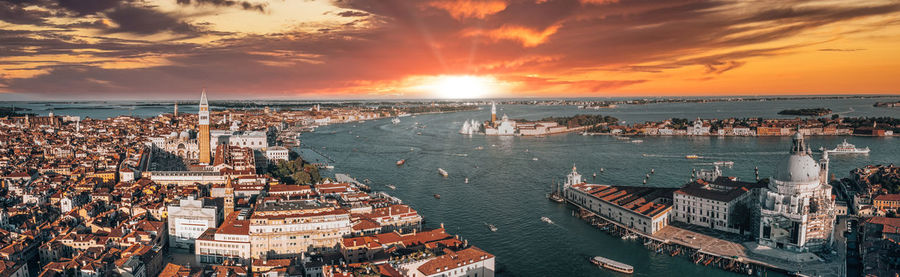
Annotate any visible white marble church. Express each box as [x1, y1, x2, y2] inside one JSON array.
[[758, 132, 835, 252]]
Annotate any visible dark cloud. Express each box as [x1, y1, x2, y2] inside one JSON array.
[[55, 0, 128, 15], [104, 6, 199, 35], [0, 1, 52, 25], [336, 10, 369, 17], [176, 0, 266, 13]]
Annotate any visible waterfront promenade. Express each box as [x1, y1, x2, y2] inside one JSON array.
[[568, 199, 846, 277]]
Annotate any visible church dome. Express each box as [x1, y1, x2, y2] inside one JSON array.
[[773, 153, 820, 183]]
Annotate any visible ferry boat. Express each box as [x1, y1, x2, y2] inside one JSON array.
[[438, 168, 449, 177], [541, 217, 553, 224], [685, 154, 700, 159], [391, 118, 400, 124], [396, 159, 406, 166], [590, 256, 634, 274], [821, 139, 870, 154]]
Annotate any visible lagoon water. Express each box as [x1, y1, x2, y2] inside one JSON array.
[[20, 97, 899, 276], [299, 100, 898, 277]]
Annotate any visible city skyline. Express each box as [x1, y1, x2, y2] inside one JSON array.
[[2, 0, 900, 99]]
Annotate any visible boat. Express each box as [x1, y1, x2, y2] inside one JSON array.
[[541, 217, 553, 224], [485, 223, 498, 232], [386, 184, 396, 190], [396, 159, 406, 166], [532, 157, 539, 161], [713, 161, 735, 166], [821, 139, 870, 154], [590, 256, 634, 274], [438, 168, 448, 177], [391, 117, 400, 124], [475, 146, 484, 150], [417, 132, 422, 135], [433, 194, 441, 199], [685, 155, 700, 159], [631, 139, 643, 143]]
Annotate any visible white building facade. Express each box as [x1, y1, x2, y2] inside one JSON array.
[[757, 133, 835, 252]]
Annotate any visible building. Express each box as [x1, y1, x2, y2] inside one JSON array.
[[757, 133, 835, 252], [563, 166, 675, 235], [687, 118, 711, 135], [873, 194, 900, 214], [265, 146, 290, 163], [167, 196, 221, 249], [673, 171, 765, 234], [395, 247, 495, 277], [248, 200, 351, 259], [195, 212, 251, 265], [199, 89, 212, 164]]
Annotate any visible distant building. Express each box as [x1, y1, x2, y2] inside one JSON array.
[[265, 146, 290, 163], [167, 196, 221, 249]]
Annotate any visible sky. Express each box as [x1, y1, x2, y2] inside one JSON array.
[[1, 0, 899, 100]]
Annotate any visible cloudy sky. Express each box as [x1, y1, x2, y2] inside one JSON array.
[[1, 0, 899, 99]]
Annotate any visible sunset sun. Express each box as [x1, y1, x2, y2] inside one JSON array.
[[426, 75, 497, 99]]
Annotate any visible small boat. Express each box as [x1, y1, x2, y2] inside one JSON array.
[[532, 157, 539, 161], [590, 256, 634, 274], [713, 161, 734, 166], [438, 168, 448, 177], [541, 217, 553, 224], [685, 155, 700, 159], [464, 178, 469, 184], [485, 223, 498, 232], [631, 139, 643, 143], [391, 117, 400, 124], [475, 146, 484, 150], [599, 168, 604, 172], [386, 184, 396, 190], [592, 172, 597, 177], [417, 132, 422, 135], [396, 159, 406, 166], [650, 168, 654, 174], [433, 194, 441, 199], [821, 139, 870, 154], [643, 179, 647, 184]]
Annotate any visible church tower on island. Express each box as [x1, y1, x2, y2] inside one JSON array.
[[198, 89, 211, 164]]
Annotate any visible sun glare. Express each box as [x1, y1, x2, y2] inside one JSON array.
[[426, 75, 497, 99]]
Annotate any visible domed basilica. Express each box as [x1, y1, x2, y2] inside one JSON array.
[[758, 133, 836, 252]]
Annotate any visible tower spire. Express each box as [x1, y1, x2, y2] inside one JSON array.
[[198, 88, 211, 164]]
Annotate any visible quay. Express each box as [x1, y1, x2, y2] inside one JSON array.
[[566, 201, 844, 277]]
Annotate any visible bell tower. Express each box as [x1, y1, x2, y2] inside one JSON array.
[[198, 89, 211, 164]]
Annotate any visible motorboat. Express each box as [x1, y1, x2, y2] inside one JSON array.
[[438, 168, 448, 177], [541, 217, 553, 224]]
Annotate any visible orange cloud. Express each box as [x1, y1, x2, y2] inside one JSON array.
[[465, 24, 561, 47], [428, 0, 507, 20]]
